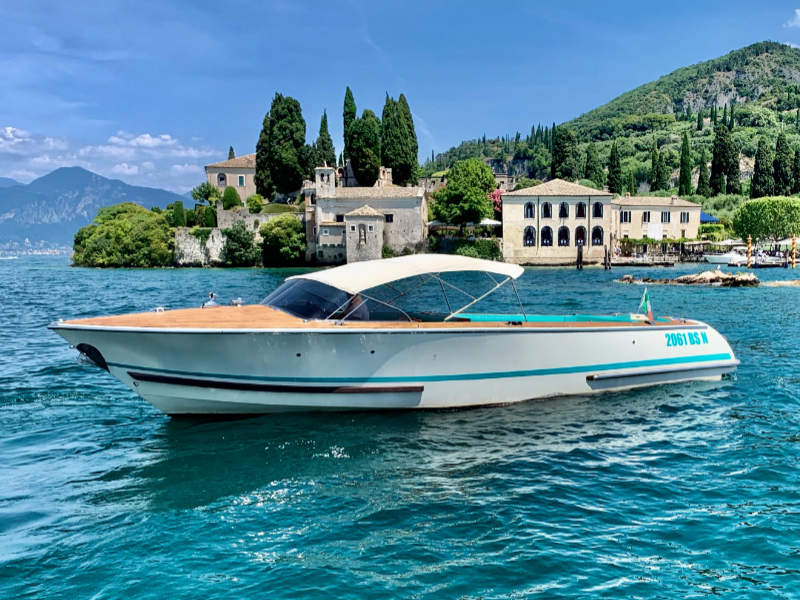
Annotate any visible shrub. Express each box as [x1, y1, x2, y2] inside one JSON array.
[[221, 221, 260, 266], [260, 214, 306, 266], [203, 205, 217, 227], [246, 194, 264, 214], [222, 186, 243, 210], [382, 244, 395, 258], [72, 203, 173, 267], [165, 201, 186, 227]]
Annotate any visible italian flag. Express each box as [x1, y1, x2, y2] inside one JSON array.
[[638, 287, 654, 322]]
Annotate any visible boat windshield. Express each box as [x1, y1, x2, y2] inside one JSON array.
[[261, 279, 352, 320]]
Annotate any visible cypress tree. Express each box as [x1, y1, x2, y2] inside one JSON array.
[[380, 94, 415, 186], [551, 127, 580, 180], [607, 141, 623, 194], [343, 86, 357, 160], [649, 139, 660, 191], [255, 112, 272, 197], [725, 130, 741, 194], [710, 124, 728, 195], [656, 152, 670, 191], [722, 105, 727, 128], [712, 105, 717, 125], [261, 93, 307, 195], [697, 109, 703, 131], [397, 93, 419, 183], [349, 109, 381, 186], [228, 146, 235, 160], [728, 103, 735, 130], [584, 143, 604, 187], [315, 110, 336, 169], [696, 150, 712, 197], [773, 132, 793, 195], [792, 149, 800, 194], [750, 137, 774, 198], [678, 132, 692, 195], [626, 170, 636, 195], [796, 108, 800, 130]]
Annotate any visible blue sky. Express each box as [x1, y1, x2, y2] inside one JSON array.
[[3, 1, 800, 192]]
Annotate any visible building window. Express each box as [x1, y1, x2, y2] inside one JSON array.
[[524, 202, 534, 219], [238, 175, 245, 187], [592, 202, 603, 218], [368, 224, 374, 232], [322, 228, 329, 235], [350, 225, 356, 232], [217, 173, 226, 186], [336, 214, 344, 223], [575, 226, 586, 246], [620, 210, 632, 223], [576, 202, 586, 218], [541, 226, 553, 246], [384, 213, 394, 223], [680, 211, 689, 223], [523, 226, 536, 247], [661, 211, 671, 223], [559, 202, 569, 218], [591, 226, 603, 246], [542, 202, 552, 219], [558, 226, 570, 246], [642, 211, 650, 223]]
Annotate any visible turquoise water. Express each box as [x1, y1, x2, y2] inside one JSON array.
[[2, 256, 800, 599]]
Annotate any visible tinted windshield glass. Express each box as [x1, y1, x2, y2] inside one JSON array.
[[261, 279, 351, 320]]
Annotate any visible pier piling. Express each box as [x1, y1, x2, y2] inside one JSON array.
[[747, 235, 752, 269]]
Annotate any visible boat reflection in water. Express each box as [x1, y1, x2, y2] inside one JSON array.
[[51, 255, 738, 415]]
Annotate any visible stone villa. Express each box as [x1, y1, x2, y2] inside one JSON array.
[[204, 153, 257, 201], [502, 179, 701, 265]]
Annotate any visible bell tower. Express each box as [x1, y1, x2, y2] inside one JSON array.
[[315, 166, 336, 198]]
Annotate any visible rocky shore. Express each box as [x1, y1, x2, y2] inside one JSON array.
[[617, 270, 760, 287]]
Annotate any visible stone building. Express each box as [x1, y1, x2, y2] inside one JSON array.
[[501, 179, 702, 265], [205, 153, 257, 201], [306, 166, 426, 264]]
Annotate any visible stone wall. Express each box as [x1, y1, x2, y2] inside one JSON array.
[[345, 217, 383, 263], [216, 201, 303, 243], [174, 227, 225, 266]]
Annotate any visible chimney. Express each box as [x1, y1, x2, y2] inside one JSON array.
[[671, 194, 677, 205]]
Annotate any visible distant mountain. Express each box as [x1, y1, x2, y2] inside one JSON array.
[[0, 167, 187, 246], [0, 177, 20, 188]]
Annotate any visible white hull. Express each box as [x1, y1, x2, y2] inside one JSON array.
[[53, 322, 738, 415]]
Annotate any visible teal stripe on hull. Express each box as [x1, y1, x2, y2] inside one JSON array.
[[107, 353, 733, 385], [459, 313, 673, 323]]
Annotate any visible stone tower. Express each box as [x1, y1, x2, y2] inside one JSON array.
[[315, 166, 336, 199]]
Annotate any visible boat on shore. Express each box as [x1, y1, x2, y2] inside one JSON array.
[[51, 255, 739, 415]]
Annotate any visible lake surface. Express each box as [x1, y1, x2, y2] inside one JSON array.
[[2, 256, 800, 599]]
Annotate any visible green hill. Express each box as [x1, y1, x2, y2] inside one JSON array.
[[425, 41, 800, 219]]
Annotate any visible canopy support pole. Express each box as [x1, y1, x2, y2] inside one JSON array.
[[510, 278, 527, 321], [444, 277, 511, 321]]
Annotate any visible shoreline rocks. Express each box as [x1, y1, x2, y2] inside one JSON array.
[[618, 270, 759, 287]]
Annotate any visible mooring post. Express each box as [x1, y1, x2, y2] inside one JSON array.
[[577, 244, 583, 270], [747, 235, 752, 269]]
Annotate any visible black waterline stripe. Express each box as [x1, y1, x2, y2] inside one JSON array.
[[127, 371, 424, 394]]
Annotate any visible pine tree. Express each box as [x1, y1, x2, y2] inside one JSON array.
[[750, 137, 774, 198], [696, 150, 712, 197], [697, 109, 703, 131], [792, 149, 800, 194], [583, 143, 604, 187], [343, 86, 357, 160], [626, 170, 636, 195], [607, 141, 623, 194], [649, 139, 660, 191], [315, 110, 336, 169], [397, 93, 418, 183], [678, 132, 692, 195], [773, 132, 793, 195], [228, 146, 235, 160]]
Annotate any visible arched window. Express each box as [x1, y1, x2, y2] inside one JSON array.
[[576, 202, 586, 218], [542, 202, 552, 219], [592, 202, 603, 218], [217, 173, 227, 186], [541, 226, 553, 246], [591, 226, 604, 246], [575, 226, 586, 246], [559, 202, 569, 218], [523, 226, 536, 247], [524, 202, 534, 219], [558, 226, 570, 246]]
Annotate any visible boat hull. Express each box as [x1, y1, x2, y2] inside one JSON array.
[[52, 322, 739, 415]]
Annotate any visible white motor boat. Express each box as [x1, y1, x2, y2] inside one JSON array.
[[51, 254, 739, 415], [705, 250, 744, 264]]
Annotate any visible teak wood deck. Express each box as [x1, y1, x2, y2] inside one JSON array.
[[63, 305, 691, 330]]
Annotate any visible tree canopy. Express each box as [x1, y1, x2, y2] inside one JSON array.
[[191, 182, 220, 205], [349, 109, 381, 186], [733, 197, 800, 242], [260, 214, 306, 265], [607, 141, 623, 194], [315, 110, 336, 169], [222, 186, 242, 209], [773, 132, 793, 196], [432, 158, 495, 225], [678, 132, 692, 195], [750, 137, 773, 198], [255, 93, 308, 197], [550, 127, 580, 180], [220, 220, 260, 266], [583, 143, 604, 188], [343, 86, 357, 161]]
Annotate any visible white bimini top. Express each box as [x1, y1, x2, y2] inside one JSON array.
[[288, 254, 524, 295]]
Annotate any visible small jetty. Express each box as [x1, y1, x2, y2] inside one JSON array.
[[617, 270, 759, 287]]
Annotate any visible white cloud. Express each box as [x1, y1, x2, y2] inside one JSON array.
[[107, 131, 177, 148], [111, 162, 138, 175], [170, 163, 201, 175], [785, 41, 800, 49], [785, 9, 800, 28]]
